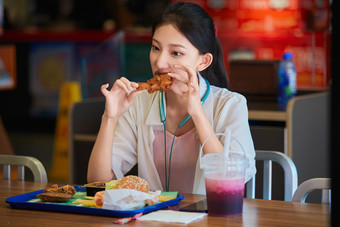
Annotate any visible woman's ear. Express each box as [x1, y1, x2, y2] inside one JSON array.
[[196, 53, 213, 72]]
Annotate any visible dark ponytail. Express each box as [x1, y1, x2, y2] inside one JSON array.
[[209, 37, 228, 88], [152, 2, 228, 88]]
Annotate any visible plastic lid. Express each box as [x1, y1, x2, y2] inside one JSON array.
[[282, 52, 293, 60]]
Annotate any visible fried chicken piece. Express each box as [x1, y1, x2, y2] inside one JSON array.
[[36, 184, 76, 202], [43, 184, 76, 196], [136, 74, 173, 93]]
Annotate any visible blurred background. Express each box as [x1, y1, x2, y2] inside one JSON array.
[[0, 0, 170, 174]]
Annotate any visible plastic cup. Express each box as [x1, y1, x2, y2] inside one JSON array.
[[202, 153, 247, 217]]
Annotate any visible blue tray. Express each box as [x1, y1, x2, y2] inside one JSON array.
[[6, 186, 184, 218]]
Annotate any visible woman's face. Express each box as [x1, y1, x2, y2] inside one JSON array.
[[150, 24, 204, 92]]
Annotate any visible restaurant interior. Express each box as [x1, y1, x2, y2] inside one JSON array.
[[0, 0, 338, 225]]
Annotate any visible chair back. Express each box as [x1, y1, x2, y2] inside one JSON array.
[[68, 97, 139, 184], [69, 97, 105, 184], [0, 155, 48, 182], [292, 178, 331, 204], [246, 150, 298, 201], [286, 92, 330, 188]]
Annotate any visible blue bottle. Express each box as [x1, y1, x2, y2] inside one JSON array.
[[277, 52, 297, 106]]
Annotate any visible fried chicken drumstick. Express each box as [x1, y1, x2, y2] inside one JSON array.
[[136, 74, 173, 93], [36, 184, 76, 202]]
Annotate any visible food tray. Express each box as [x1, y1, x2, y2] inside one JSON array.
[[6, 186, 184, 218]]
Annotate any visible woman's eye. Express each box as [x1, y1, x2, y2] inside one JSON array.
[[172, 51, 182, 56], [151, 45, 159, 51]]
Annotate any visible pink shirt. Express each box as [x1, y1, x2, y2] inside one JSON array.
[[153, 128, 200, 193]]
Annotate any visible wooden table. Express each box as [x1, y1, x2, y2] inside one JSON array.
[[1, 180, 330, 226]]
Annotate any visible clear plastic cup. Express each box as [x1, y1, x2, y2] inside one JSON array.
[[200, 133, 248, 217], [202, 153, 247, 217]]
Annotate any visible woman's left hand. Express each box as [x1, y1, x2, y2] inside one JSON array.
[[169, 65, 202, 117]]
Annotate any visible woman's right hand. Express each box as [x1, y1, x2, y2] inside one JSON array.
[[101, 77, 142, 119]]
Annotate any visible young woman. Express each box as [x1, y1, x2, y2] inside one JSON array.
[[87, 2, 256, 194]]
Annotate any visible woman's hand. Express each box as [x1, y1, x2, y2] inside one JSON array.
[[101, 77, 142, 119], [169, 65, 202, 117]]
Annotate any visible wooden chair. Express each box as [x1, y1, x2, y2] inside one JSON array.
[[0, 154, 48, 182], [292, 178, 331, 204], [246, 150, 298, 201]]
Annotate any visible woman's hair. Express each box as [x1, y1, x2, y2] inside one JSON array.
[[152, 2, 228, 88]]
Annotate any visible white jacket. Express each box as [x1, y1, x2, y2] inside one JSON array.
[[111, 74, 256, 194]]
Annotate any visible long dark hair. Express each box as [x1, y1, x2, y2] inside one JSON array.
[[152, 2, 228, 88]]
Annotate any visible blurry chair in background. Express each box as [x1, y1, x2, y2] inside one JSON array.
[[0, 154, 48, 182], [286, 92, 330, 202], [246, 150, 298, 201], [69, 97, 105, 184], [69, 97, 138, 185], [292, 178, 331, 204]]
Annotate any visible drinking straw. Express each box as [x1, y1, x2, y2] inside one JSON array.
[[224, 128, 231, 159]]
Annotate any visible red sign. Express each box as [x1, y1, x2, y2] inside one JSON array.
[[171, 0, 331, 89]]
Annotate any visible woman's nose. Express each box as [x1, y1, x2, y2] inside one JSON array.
[[155, 51, 169, 69]]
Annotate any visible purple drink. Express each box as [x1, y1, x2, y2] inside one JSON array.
[[205, 176, 245, 217]]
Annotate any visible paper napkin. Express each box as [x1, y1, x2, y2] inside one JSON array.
[[102, 189, 160, 210], [138, 210, 207, 224]]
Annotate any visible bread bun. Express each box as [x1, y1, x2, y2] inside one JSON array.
[[116, 175, 150, 193]]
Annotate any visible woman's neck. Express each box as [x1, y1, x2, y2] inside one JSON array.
[[164, 91, 194, 135]]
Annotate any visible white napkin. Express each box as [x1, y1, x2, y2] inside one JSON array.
[[138, 210, 207, 224], [102, 189, 161, 210]]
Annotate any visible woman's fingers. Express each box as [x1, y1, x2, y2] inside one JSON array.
[[170, 65, 189, 83], [183, 65, 199, 85], [189, 81, 199, 93], [130, 82, 139, 89], [119, 77, 134, 91], [116, 77, 130, 92], [170, 64, 198, 86], [114, 77, 137, 93], [101, 83, 110, 96], [128, 90, 143, 102], [101, 77, 141, 97], [172, 64, 199, 93]]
